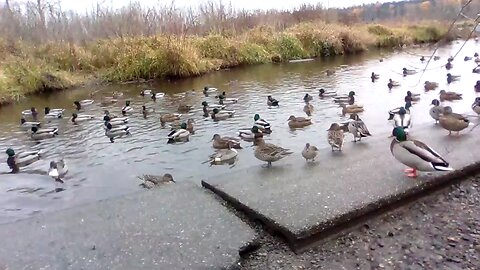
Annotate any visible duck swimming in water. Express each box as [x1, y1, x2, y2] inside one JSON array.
[[267, 96, 279, 107], [371, 72, 380, 82], [5, 148, 41, 173]]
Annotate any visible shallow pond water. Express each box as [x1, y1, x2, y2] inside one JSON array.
[[0, 40, 479, 223]]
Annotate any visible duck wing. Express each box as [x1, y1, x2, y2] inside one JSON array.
[[402, 140, 449, 167], [262, 143, 292, 157], [355, 120, 371, 136]]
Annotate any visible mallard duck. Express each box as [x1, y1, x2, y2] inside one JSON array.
[[267, 95, 279, 107], [140, 89, 152, 96], [121, 101, 133, 116], [253, 137, 292, 167], [238, 126, 263, 141], [405, 91, 420, 103], [48, 160, 68, 183], [429, 99, 444, 124], [303, 94, 313, 102], [105, 122, 130, 143], [44, 107, 64, 119], [439, 90, 462, 101], [151, 92, 165, 100], [112, 91, 124, 98], [390, 127, 453, 178], [288, 115, 312, 128], [74, 100, 94, 110], [142, 105, 148, 118], [371, 72, 380, 81], [302, 143, 318, 162], [5, 148, 41, 173], [104, 115, 128, 126], [472, 97, 480, 115], [464, 56, 472, 61], [420, 56, 426, 62], [341, 104, 364, 115], [20, 118, 41, 129], [167, 124, 190, 144], [474, 65, 480, 74], [387, 79, 400, 89], [139, 174, 175, 189], [347, 114, 371, 142], [475, 81, 480, 92], [209, 147, 238, 166], [403, 68, 416, 76], [160, 113, 181, 126], [326, 69, 335, 76], [175, 119, 196, 134], [254, 114, 271, 134], [22, 107, 38, 118], [100, 96, 118, 105], [327, 123, 345, 152], [433, 56, 440, 61], [203, 86, 218, 95], [303, 103, 314, 116], [475, 53, 479, 57], [319, 88, 337, 98], [30, 126, 58, 140], [178, 103, 193, 113], [439, 106, 469, 136], [446, 73, 460, 84], [211, 108, 235, 121], [71, 113, 94, 124], [333, 91, 355, 104], [212, 134, 242, 149], [424, 81, 439, 91], [388, 107, 412, 133]]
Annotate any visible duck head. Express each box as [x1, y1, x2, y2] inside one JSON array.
[[387, 112, 395, 121], [211, 134, 221, 141], [103, 115, 111, 122], [125, 101, 131, 106], [251, 126, 260, 133], [163, 173, 175, 183], [439, 90, 446, 95], [287, 115, 296, 121], [447, 73, 452, 78], [31, 126, 38, 133], [44, 107, 50, 114], [204, 86, 208, 91], [74, 101, 81, 110], [399, 107, 407, 115], [180, 123, 187, 129], [348, 91, 355, 97], [406, 91, 412, 96], [319, 89, 325, 95], [212, 108, 219, 114], [442, 106, 453, 115], [254, 114, 260, 121], [431, 99, 440, 106], [392, 127, 407, 141], [6, 148, 15, 157], [350, 113, 360, 121], [327, 123, 340, 131], [31, 107, 37, 113], [71, 113, 78, 122], [142, 105, 146, 110], [21, 118, 26, 124]]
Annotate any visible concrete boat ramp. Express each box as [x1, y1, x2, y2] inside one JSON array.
[[1, 124, 480, 268]]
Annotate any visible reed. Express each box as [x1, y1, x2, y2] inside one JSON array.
[[0, 21, 452, 105]]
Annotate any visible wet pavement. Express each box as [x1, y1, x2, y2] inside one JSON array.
[[202, 123, 480, 250], [0, 182, 257, 269]]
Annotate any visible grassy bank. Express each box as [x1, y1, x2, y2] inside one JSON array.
[[0, 21, 451, 105]]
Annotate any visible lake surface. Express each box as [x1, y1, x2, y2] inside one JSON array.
[[0, 40, 479, 223]]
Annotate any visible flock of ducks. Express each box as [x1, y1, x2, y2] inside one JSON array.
[[5, 49, 480, 186]]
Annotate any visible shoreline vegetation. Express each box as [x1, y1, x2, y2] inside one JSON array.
[[2, 0, 476, 106]]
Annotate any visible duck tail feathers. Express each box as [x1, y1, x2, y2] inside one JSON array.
[[433, 163, 453, 171]]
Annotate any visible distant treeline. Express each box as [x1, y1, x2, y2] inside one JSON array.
[[0, 0, 477, 43]]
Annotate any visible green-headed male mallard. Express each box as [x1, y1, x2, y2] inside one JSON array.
[[302, 143, 318, 162], [71, 113, 94, 124], [211, 108, 235, 121], [390, 127, 452, 178], [327, 123, 345, 151], [288, 115, 312, 129], [347, 114, 371, 142], [439, 106, 470, 136], [5, 148, 41, 173], [253, 137, 293, 167], [254, 114, 271, 134], [167, 123, 190, 144], [238, 126, 263, 142], [30, 126, 58, 140]]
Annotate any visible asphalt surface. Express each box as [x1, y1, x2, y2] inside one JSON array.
[[241, 174, 480, 269], [0, 182, 257, 270]]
